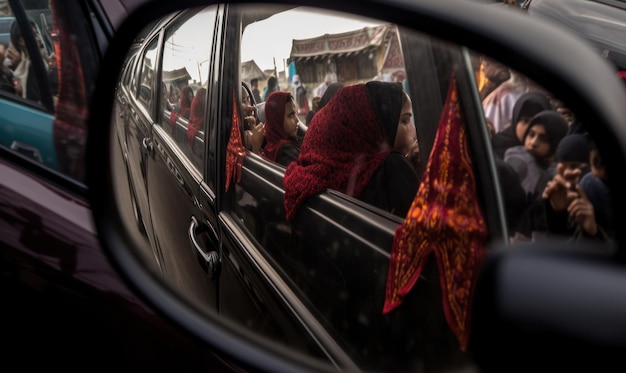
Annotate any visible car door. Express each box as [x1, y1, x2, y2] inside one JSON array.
[[124, 32, 160, 266], [143, 6, 221, 310]]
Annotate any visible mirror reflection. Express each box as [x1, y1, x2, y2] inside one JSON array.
[[110, 3, 614, 371]]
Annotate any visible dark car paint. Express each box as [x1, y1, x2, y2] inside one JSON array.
[[526, 0, 626, 71], [0, 152, 237, 369]]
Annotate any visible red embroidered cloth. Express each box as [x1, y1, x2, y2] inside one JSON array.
[[225, 91, 246, 191], [382, 74, 488, 351]]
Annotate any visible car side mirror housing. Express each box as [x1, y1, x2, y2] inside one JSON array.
[[87, 0, 626, 371], [471, 242, 626, 371]]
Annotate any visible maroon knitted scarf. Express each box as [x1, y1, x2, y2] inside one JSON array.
[[261, 91, 292, 162], [283, 84, 393, 221]]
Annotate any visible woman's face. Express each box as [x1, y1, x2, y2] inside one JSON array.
[[524, 124, 551, 160], [241, 87, 254, 116], [283, 99, 299, 139], [515, 116, 532, 142], [393, 95, 416, 156]]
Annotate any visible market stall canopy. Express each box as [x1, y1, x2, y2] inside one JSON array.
[[289, 24, 392, 60], [163, 67, 192, 82], [242, 60, 267, 82]]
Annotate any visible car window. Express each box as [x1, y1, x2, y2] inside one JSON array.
[[137, 37, 158, 114], [230, 6, 489, 370], [157, 7, 216, 170]]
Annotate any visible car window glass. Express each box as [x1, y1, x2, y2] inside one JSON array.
[[158, 7, 216, 170], [232, 6, 484, 370], [137, 37, 158, 115]]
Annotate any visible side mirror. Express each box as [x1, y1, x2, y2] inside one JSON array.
[[471, 242, 626, 371], [87, 0, 626, 371]]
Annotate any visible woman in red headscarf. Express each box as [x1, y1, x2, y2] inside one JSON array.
[[187, 87, 206, 150], [261, 91, 301, 167], [283, 81, 420, 221]]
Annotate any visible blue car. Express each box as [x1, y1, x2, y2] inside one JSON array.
[[0, 8, 62, 175]]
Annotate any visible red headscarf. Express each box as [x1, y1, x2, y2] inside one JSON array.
[[283, 84, 393, 221], [383, 74, 487, 351], [187, 87, 206, 149], [170, 85, 193, 132], [261, 91, 293, 162]]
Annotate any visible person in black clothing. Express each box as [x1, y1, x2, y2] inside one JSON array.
[[250, 77, 262, 104], [491, 91, 551, 159]]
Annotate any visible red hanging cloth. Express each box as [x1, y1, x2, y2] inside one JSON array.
[[383, 73, 488, 351]]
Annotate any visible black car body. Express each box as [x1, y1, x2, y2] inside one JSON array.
[[526, 0, 626, 73]]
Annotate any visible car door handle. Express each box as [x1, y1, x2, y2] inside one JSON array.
[[142, 137, 153, 152], [189, 216, 220, 280]]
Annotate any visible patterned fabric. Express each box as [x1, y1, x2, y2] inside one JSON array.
[[382, 74, 488, 352], [187, 87, 206, 149], [261, 91, 291, 162], [283, 84, 392, 221], [51, 0, 88, 182], [225, 91, 246, 191]]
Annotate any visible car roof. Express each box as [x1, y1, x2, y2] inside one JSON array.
[[527, 0, 626, 70]]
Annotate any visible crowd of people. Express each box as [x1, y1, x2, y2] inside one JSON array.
[[236, 54, 612, 246], [476, 53, 613, 244]]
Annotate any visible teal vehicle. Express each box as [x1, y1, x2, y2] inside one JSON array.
[[0, 6, 59, 173]]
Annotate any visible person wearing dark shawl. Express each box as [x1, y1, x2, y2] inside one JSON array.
[[305, 82, 344, 126], [262, 75, 278, 101], [186, 87, 206, 150], [491, 91, 552, 159], [283, 81, 420, 221], [504, 109, 568, 197], [261, 91, 301, 167], [316, 82, 344, 113]]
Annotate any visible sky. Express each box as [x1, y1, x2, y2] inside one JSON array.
[[241, 7, 382, 72]]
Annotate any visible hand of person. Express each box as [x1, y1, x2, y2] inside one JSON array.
[[405, 138, 420, 171], [568, 185, 597, 236], [250, 121, 264, 154], [542, 172, 579, 211], [5, 45, 21, 68]]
